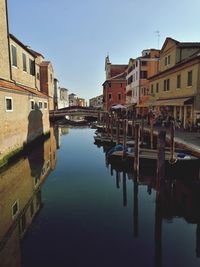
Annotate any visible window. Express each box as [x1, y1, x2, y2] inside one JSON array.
[[118, 93, 121, 100], [30, 201, 34, 217], [30, 100, 35, 110], [151, 84, 154, 94], [165, 57, 167, 66], [168, 56, 170, 64], [44, 102, 48, 110], [164, 56, 171, 66], [140, 71, 148, 79], [12, 201, 19, 218], [108, 93, 112, 100], [29, 59, 35, 75], [156, 83, 159, 93], [118, 83, 122, 87], [21, 213, 26, 233], [11, 45, 17, 67], [127, 76, 133, 85], [39, 101, 43, 109], [177, 74, 181, 89], [37, 72, 40, 80], [5, 97, 13, 111], [164, 79, 170, 91], [22, 53, 27, 72], [36, 191, 41, 207], [187, 71, 192, 86], [50, 74, 53, 82], [128, 66, 133, 74], [108, 82, 111, 88], [136, 71, 138, 80], [136, 61, 138, 67], [141, 61, 147, 66]]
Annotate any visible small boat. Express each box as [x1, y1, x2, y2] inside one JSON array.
[[65, 118, 88, 126]]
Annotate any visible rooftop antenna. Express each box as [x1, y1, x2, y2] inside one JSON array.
[[155, 30, 161, 49]]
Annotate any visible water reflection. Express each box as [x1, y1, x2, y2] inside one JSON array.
[[107, 153, 200, 266], [0, 126, 58, 267]]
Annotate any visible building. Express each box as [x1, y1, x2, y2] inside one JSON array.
[[89, 95, 103, 109], [0, 127, 57, 266], [126, 49, 160, 114], [77, 97, 86, 107], [53, 79, 69, 110], [58, 87, 69, 109], [103, 56, 127, 111], [40, 61, 55, 110], [148, 37, 200, 128], [54, 78, 59, 110], [69, 93, 78, 106], [0, 0, 50, 164]]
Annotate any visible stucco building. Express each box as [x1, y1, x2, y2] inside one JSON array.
[[89, 95, 103, 109], [103, 56, 127, 111], [0, 0, 51, 164], [40, 61, 55, 110], [148, 37, 200, 128], [69, 93, 78, 106], [126, 49, 160, 114]]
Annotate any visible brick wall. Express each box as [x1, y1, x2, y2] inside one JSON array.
[[0, 89, 50, 159]]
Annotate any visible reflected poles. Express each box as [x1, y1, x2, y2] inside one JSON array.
[[123, 172, 127, 207], [133, 178, 139, 237], [196, 223, 200, 257], [154, 191, 162, 267], [116, 171, 120, 189]]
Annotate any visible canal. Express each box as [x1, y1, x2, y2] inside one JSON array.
[[0, 126, 200, 267]]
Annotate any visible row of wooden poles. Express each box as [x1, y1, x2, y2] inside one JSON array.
[[98, 111, 176, 180]]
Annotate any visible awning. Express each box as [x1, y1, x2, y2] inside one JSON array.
[[111, 104, 126, 109], [156, 97, 192, 106]]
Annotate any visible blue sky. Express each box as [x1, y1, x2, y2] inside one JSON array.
[[8, 0, 200, 101]]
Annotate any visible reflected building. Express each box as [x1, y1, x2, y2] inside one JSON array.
[[0, 126, 58, 267]]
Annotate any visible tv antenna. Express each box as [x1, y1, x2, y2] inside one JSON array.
[[155, 30, 161, 49]]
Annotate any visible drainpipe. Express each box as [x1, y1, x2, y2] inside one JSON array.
[[5, 0, 12, 81]]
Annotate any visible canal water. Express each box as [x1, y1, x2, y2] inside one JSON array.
[[0, 126, 200, 267]]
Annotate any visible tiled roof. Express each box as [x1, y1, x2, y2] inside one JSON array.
[[40, 61, 51, 66], [27, 48, 44, 58], [178, 42, 200, 48], [110, 64, 128, 78], [0, 79, 48, 98], [108, 71, 126, 81], [9, 34, 36, 58]]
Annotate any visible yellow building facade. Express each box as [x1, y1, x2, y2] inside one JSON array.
[[149, 38, 200, 128]]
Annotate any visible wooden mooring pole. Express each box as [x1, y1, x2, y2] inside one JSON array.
[[116, 119, 120, 144], [150, 118, 154, 149], [132, 109, 136, 139], [134, 123, 140, 177], [141, 116, 144, 145], [97, 111, 100, 124], [110, 114, 114, 142], [157, 131, 166, 182], [123, 119, 128, 158]]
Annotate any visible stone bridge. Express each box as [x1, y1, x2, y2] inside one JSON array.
[[49, 106, 99, 120]]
